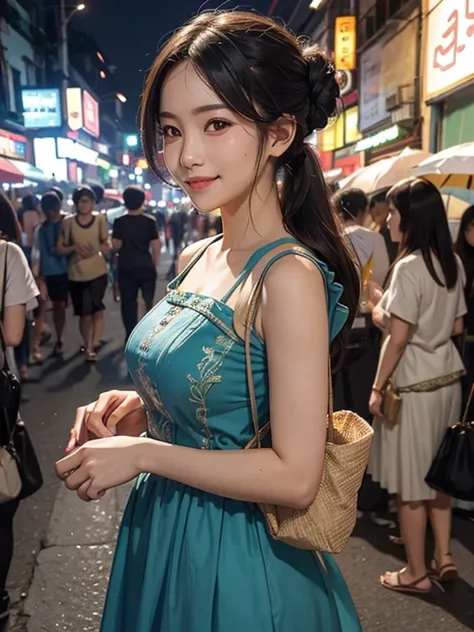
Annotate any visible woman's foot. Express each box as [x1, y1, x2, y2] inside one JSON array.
[[30, 350, 44, 365], [381, 568, 432, 594], [389, 534, 404, 546], [52, 341, 64, 357], [85, 350, 97, 363], [429, 553, 458, 583]]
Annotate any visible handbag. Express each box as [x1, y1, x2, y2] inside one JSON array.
[[382, 383, 402, 424], [0, 241, 43, 502], [425, 382, 474, 502], [243, 256, 374, 553]]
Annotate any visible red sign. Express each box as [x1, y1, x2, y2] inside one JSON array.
[[82, 91, 100, 138]]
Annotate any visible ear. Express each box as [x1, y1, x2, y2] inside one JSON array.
[[266, 116, 297, 158]]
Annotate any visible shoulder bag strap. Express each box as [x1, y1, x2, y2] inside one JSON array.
[[244, 247, 334, 449], [0, 242, 9, 363]]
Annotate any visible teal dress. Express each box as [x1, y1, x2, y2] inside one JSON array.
[[101, 238, 362, 632]]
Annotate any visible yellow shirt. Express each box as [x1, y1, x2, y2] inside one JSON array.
[[62, 213, 109, 282]]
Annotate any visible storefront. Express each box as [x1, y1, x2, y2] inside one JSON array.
[[358, 10, 421, 162], [317, 99, 363, 178], [424, 0, 474, 151]]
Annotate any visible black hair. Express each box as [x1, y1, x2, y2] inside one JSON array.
[[41, 192, 62, 214], [369, 189, 389, 209], [72, 185, 96, 206], [49, 186, 64, 203], [387, 177, 457, 289], [140, 10, 360, 363], [333, 188, 369, 222], [90, 184, 105, 204], [455, 204, 474, 289], [123, 185, 146, 211], [22, 194, 39, 211], [0, 191, 21, 243]]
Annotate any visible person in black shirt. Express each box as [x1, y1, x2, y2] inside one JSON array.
[[369, 190, 398, 265], [112, 186, 161, 340]]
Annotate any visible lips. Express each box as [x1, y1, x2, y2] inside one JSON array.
[[185, 176, 219, 191]]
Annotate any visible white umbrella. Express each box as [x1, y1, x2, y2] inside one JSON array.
[[413, 142, 474, 190], [339, 147, 431, 194]]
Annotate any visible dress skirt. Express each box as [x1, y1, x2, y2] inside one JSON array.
[[368, 382, 462, 502]]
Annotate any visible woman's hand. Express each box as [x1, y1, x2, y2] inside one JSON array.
[[56, 436, 144, 501], [66, 390, 146, 454], [367, 281, 384, 309], [372, 304, 389, 330], [369, 389, 384, 418]]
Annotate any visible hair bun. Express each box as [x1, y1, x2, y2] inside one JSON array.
[[302, 48, 339, 133]]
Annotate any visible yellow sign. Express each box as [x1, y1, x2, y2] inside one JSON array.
[[334, 16, 356, 71], [135, 158, 148, 170], [66, 88, 83, 132], [345, 107, 362, 144]]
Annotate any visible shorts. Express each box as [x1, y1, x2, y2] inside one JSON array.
[[45, 274, 69, 303], [69, 274, 108, 317]]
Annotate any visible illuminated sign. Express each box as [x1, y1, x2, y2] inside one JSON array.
[[0, 129, 27, 160], [334, 16, 356, 71], [345, 107, 362, 145], [57, 137, 98, 165], [425, 0, 474, 100], [97, 158, 111, 170], [82, 91, 100, 138], [33, 138, 68, 181], [21, 88, 61, 129], [122, 153, 131, 166], [135, 158, 148, 169], [66, 88, 83, 131], [355, 125, 401, 153], [94, 141, 109, 155]]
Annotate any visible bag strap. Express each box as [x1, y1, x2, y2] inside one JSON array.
[[244, 247, 334, 449], [0, 241, 9, 360], [461, 382, 474, 427]]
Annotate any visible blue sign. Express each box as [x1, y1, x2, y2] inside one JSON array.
[[21, 88, 62, 129]]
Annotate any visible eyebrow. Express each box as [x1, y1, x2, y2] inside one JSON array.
[[159, 104, 231, 119]]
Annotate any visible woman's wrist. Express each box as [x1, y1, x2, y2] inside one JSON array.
[[371, 385, 384, 395]]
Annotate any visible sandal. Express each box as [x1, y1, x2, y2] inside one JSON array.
[[85, 351, 97, 363], [381, 569, 432, 595], [429, 554, 458, 584], [30, 351, 44, 365], [52, 342, 64, 357]]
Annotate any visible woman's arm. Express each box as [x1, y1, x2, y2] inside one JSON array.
[[57, 230, 76, 256], [372, 315, 411, 392], [3, 304, 26, 347], [136, 256, 329, 510]]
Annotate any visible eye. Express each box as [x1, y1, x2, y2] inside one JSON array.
[[161, 125, 181, 138], [206, 119, 231, 132]]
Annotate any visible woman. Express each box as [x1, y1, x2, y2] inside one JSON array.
[[56, 12, 361, 631], [368, 177, 466, 594], [0, 238, 39, 626], [453, 205, 474, 515], [57, 186, 110, 362]]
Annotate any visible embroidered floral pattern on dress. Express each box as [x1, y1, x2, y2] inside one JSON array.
[[187, 334, 234, 449], [135, 305, 183, 442]]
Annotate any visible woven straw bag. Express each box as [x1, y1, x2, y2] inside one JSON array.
[[243, 260, 374, 553]]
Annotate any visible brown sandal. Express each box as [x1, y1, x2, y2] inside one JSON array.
[[429, 555, 458, 584], [381, 569, 432, 595], [85, 351, 97, 363]]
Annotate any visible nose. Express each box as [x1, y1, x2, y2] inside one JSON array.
[[179, 132, 205, 170]]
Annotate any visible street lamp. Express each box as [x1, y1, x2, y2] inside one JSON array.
[[60, 1, 86, 101]]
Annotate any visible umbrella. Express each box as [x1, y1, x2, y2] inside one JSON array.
[[413, 142, 474, 189], [339, 148, 431, 194], [0, 157, 23, 184]]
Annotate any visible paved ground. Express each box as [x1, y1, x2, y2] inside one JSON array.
[[5, 252, 474, 632]]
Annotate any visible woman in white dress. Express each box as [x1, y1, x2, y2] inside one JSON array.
[[368, 178, 466, 595]]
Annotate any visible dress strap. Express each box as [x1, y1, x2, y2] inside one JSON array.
[[168, 234, 223, 291], [220, 237, 300, 303]]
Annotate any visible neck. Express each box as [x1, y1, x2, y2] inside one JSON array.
[[128, 208, 143, 215], [219, 169, 289, 251], [78, 212, 93, 222]]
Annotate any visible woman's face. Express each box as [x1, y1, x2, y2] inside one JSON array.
[[387, 203, 402, 242], [159, 62, 264, 213], [77, 195, 94, 215], [464, 221, 474, 248]]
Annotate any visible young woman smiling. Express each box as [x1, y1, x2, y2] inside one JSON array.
[[56, 11, 361, 631]]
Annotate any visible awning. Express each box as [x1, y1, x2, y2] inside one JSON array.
[[0, 157, 23, 184], [9, 160, 49, 183]]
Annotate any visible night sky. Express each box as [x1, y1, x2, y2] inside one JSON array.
[[78, 0, 286, 130]]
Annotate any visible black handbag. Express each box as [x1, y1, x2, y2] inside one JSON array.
[[0, 241, 43, 500], [425, 383, 474, 502]]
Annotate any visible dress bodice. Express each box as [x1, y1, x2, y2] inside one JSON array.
[[125, 237, 348, 450]]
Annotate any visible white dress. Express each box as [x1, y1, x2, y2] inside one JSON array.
[[368, 252, 466, 502]]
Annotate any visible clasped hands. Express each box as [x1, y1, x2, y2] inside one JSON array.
[[55, 390, 148, 502]]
